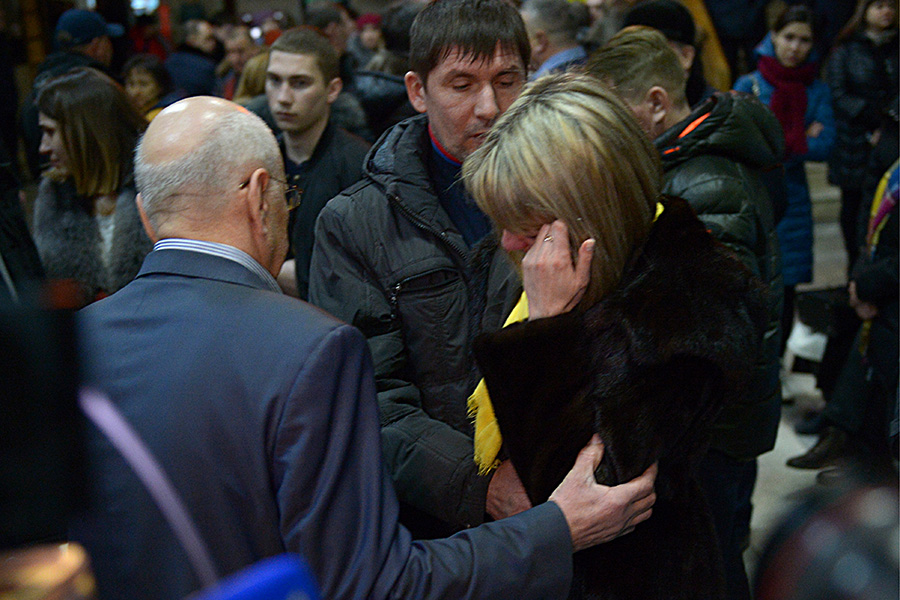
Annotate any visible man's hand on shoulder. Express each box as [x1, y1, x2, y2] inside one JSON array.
[[548, 435, 657, 552]]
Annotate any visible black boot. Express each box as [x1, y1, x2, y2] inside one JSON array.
[[787, 426, 850, 469]]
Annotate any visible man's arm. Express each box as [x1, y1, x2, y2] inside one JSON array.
[[309, 199, 491, 530], [275, 322, 656, 600]]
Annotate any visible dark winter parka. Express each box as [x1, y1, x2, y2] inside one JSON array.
[[655, 91, 784, 460], [826, 30, 899, 188], [309, 115, 521, 538], [475, 197, 768, 600]]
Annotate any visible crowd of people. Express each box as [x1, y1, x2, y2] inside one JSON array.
[[1, 0, 897, 598]]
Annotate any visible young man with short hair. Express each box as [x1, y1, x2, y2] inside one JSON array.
[[266, 27, 369, 299]]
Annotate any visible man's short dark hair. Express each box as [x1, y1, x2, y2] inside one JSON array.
[[269, 26, 340, 82], [409, 0, 530, 83], [305, 2, 349, 30]]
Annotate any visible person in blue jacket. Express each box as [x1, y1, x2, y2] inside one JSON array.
[[734, 4, 835, 351]]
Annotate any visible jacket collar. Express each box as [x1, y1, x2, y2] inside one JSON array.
[[656, 91, 784, 171], [364, 114, 465, 246], [135, 247, 278, 293], [278, 119, 337, 170]]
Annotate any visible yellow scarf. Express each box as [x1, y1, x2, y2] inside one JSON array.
[[468, 202, 665, 474]]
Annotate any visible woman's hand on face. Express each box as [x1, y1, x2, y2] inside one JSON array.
[[523, 220, 595, 319]]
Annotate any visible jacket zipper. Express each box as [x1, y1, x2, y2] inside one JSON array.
[[387, 193, 469, 319]]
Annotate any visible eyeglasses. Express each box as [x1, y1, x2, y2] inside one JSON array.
[[239, 176, 302, 211]]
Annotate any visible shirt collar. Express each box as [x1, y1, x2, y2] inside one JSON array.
[[152, 239, 282, 294]]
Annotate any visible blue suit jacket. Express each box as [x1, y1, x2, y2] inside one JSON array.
[[73, 248, 573, 600]]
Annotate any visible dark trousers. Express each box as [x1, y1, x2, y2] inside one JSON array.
[[824, 327, 896, 457], [698, 450, 757, 600], [839, 186, 863, 274]]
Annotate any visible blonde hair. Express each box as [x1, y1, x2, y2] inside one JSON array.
[[234, 50, 270, 105], [587, 26, 687, 108], [463, 72, 661, 309]]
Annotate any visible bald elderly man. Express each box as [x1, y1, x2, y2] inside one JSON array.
[[70, 97, 656, 600]]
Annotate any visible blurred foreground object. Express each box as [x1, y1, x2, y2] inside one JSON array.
[[755, 473, 899, 600], [0, 543, 95, 599]]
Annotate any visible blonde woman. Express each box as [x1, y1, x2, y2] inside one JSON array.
[[463, 73, 767, 600]]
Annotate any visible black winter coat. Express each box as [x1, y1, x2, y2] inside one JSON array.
[[280, 122, 369, 300], [309, 115, 521, 538], [826, 31, 899, 187], [656, 91, 784, 459], [475, 197, 768, 600], [352, 70, 417, 141]]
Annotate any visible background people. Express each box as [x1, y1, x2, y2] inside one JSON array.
[[122, 53, 181, 121], [734, 4, 835, 356], [22, 8, 123, 179], [33, 68, 150, 307], [165, 19, 218, 97], [463, 73, 767, 600], [353, 2, 421, 139], [825, 0, 898, 273], [519, 0, 588, 79], [218, 26, 262, 100], [232, 50, 270, 106]]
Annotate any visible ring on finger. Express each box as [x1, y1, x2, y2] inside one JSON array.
[[543, 234, 554, 243]]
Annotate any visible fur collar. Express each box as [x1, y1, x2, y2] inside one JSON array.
[[33, 178, 151, 305]]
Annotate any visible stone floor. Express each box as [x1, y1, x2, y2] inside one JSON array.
[[744, 162, 850, 582]]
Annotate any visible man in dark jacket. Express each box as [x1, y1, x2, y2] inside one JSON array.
[[265, 27, 369, 299], [310, 0, 559, 538], [590, 27, 785, 600], [164, 19, 218, 97]]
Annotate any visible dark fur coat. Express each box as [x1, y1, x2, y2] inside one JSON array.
[[33, 177, 151, 306], [474, 197, 768, 600]]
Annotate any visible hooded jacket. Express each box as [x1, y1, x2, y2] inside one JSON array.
[[655, 91, 784, 459], [309, 114, 521, 537]]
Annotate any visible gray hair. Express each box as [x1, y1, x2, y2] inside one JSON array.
[[135, 108, 282, 228], [520, 0, 586, 44]]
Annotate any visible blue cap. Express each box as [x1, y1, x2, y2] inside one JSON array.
[[54, 9, 125, 50]]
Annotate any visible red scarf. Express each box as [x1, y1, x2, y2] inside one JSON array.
[[758, 55, 817, 157]]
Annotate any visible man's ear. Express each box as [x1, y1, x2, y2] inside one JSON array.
[[326, 77, 343, 104], [646, 86, 670, 131], [532, 29, 549, 57], [244, 167, 271, 235], [135, 193, 159, 243], [322, 21, 340, 46], [673, 43, 696, 73], [405, 71, 427, 114]]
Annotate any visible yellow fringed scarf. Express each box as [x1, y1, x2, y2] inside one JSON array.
[[468, 292, 529, 474], [468, 202, 665, 474]]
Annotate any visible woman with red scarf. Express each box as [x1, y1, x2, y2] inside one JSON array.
[[735, 5, 835, 353]]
